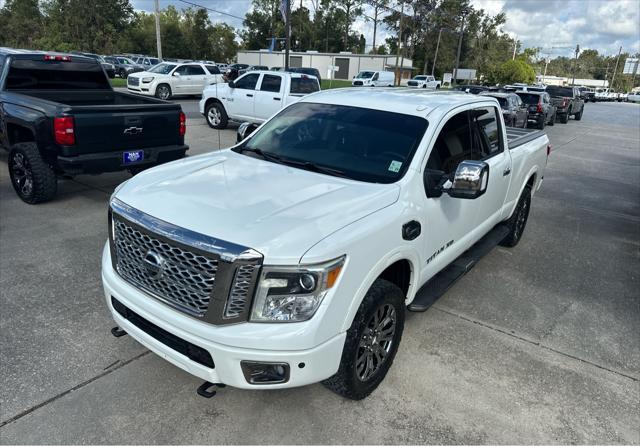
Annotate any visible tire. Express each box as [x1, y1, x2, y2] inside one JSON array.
[[548, 111, 555, 126], [538, 116, 545, 129], [559, 113, 569, 124], [8, 142, 57, 204], [574, 107, 583, 121], [323, 278, 405, 400], [119, 69, 127, 79], [205, 102, 228, 129], [155, 84, 172, 100], [500, 185, 532, 248], [435, 85, 440, 89]]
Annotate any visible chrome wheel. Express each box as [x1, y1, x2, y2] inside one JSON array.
[[157, 85, 170, 100], [207, 107, 221, 126], [10, 152, 34, 197], [356, 303, 397, 382]]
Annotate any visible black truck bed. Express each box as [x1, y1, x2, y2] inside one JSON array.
[[18, 89, 170, 107], [506, 127, 545, 150]]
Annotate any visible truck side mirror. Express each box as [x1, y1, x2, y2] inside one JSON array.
[[237, 122, 258, 143], [445, 160, 489, 199], [423, 160, 489, 200], [228, 80, 235, 88]]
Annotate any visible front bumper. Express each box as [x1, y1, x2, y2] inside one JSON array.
[[57, 144, 188, 174], [101, 245, 345, 389]]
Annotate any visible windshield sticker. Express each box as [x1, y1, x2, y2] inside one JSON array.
[[388, 160, 402, 172]]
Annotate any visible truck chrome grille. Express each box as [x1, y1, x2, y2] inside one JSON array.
[[225, 264, 260, 318], [113, 219, 218, 317]]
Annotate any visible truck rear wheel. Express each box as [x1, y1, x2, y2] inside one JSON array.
[[322, 278, 405, 400], [574, 107, 583, 121], [8, 142, 57, 204], [205, 102, 228, 129], [500, 185, 531, 248], [559, 112, 569, 124]]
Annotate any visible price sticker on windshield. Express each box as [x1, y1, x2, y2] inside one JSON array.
[[388, 160, 402, 173]]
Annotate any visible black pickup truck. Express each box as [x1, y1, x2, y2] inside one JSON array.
[[0, 48, 188, 203], [545, 85, 585, 124]]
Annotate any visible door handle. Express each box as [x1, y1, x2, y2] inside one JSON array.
[[246, 93, 253, 97], [273, 97, 281, 101], [503, 168, 511, 176]]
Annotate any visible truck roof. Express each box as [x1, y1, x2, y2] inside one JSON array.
[[301, 88, 494, 117], [0, 47, 94, 62]]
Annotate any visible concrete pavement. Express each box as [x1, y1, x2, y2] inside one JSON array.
[[0, 100, 638, 444]]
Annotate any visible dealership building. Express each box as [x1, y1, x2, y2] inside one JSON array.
[[236, 50, 414, 82]]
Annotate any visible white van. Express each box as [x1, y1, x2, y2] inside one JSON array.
[[352, 70, 395, 87]]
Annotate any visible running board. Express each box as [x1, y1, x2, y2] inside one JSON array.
[[408, 224, 510, 312]]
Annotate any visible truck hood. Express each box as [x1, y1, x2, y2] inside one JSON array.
[[114, 150, 400, 264]]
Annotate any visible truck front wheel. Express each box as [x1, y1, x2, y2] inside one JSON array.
[[205, 102, 229, 129], [323, 278, 405, 400], [8, 142, 57, 204]]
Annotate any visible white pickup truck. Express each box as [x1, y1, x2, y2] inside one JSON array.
[[103, 90, 549, 400], [407, 75, 441, 89], [199, 71, 320, 129]]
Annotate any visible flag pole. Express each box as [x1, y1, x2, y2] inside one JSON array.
[[284, 0, 291, 71]]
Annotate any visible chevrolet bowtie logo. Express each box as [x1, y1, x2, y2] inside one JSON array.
[[123, 126, 143, 135]]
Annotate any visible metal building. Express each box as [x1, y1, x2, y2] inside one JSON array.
[[236, 50, 414, 82]]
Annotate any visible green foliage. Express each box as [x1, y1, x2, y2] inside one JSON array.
[[0, 0, 43, 48], [494, 59, 535, 85]]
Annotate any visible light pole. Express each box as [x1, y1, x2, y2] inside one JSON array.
[[610, 45, 623, 91], [284, 0, 291, 71], [154, 0, 162, 60], [431, 28, 442, 76], [571, 44, 580, 86], [453, 14, 466, 85], [393, 0, 405, 86]]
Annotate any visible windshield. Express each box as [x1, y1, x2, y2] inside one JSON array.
[[148, 63, 176, 74], [546, 86, 573, 97], [413, 76, 427, 80], [517, 93, 540, 104], [355, 71, 374, 79], [235, 102, 428, 183]]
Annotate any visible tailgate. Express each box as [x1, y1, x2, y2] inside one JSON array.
[[70, 107, 181, 155]]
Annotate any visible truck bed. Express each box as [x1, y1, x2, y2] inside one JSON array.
[[10, 89, 172, 108], [506, 127, 546, 150]]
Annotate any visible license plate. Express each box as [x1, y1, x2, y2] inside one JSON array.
[[123, 150, 144, 164]]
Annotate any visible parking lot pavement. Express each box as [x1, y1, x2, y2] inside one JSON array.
[[1, 102, 638, 443]]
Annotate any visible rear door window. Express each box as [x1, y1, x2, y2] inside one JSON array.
[[186, 65, 205, 75], [260, 74, 282, 93], [290, 77, 320, 94], [205, 65, 220, 74]]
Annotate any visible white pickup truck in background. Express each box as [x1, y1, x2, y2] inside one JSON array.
[[407, 75, 441, 89], [104, 90, 549, 400], [199, 71, 320, 129]]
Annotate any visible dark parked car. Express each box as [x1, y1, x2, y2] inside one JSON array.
[[0, 49, 188, 203], [224, 63, 250, 81], [105, 55, 144, 78], [516, 91, 556, 129], [70, 52, 115, 78], [287, 67, 322, 82], [480, 92, 528, 128], [578, 86, 596, 103], [451, 84, 488, 94], [238, 65, 269, 76], [545, 85, 585, 123]]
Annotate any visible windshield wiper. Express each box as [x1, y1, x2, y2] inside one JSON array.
[[238, 147, 284, 164], [280, 158, 351, 179]]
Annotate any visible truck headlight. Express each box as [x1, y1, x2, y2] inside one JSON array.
[[250, 256, 345, 322], [142, 77, 154, 83]]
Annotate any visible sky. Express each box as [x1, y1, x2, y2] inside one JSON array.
[[2, 0, 638, 57], [128, 0, 640, 58]]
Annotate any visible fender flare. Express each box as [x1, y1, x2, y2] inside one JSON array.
[[506, 166, 539, 219], [340, 248, 421, 332]]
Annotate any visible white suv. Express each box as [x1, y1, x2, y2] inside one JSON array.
[[127, 62, 224, 100]]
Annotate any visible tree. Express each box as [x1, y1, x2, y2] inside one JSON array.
[[242, 0, 283, 50], [494, 59, 535, 84], [0, 0, 43, 48], [334, 0, 364, 50]]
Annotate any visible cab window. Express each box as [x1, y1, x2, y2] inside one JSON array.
[[234, 73, 259, 90], [426, 107, 502, 174], [260, 74, 282, 93]]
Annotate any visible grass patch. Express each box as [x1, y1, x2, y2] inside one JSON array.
[[321, 79, 352, 90], [110, 78, 127, 88]]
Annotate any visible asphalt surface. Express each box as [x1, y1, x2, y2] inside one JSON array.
[[0, 99, 638, 444]]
